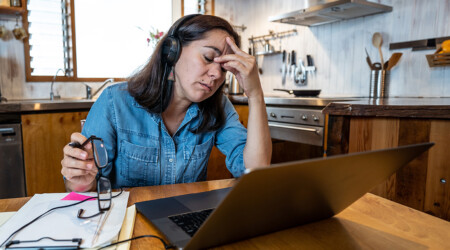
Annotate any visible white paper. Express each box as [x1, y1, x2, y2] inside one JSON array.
[[0, 191, 129, 248]]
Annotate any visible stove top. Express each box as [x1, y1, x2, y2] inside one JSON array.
[[263, 96, 360, 107]]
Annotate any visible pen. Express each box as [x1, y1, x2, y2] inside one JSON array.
[[92, 202, 113, 246]]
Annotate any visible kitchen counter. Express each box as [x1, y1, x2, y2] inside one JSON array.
[[0, 99, 94, 114], [323, 98, 450, 119], [2, 96, 450, 119], [1, 95, 356, 114]]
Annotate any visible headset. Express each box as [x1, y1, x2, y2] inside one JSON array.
[[158, 14, 201, 115], [162, 14, 201, 67]]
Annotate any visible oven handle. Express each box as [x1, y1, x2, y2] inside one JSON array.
[[0, 127, 15, 135], [268, 122, 320, 135]]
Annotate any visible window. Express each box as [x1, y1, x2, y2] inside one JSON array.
[[24, 0, 177, 81], [74, 0, 172, 78], [26, 0, 69, 77]]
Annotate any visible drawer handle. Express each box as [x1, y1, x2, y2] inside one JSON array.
[[268, 122, 319, 134]]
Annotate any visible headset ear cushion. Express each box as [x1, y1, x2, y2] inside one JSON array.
[[162, 36, 181, 66]]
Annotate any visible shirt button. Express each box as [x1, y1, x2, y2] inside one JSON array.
[[169, 158, 174, 163]]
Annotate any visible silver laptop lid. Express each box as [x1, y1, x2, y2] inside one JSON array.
[[185, 142, 433, 249]]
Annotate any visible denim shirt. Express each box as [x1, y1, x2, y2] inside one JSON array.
[[82, 82, 247, 188]]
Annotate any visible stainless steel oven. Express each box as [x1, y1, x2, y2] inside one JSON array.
[[267, 106, 324, 146], [265, 97, 355, 147]]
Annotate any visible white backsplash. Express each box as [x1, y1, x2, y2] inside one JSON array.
[[1, 0, 449, 99], [215, 0, 450, 97]]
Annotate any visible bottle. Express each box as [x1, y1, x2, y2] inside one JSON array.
[[228, 73, 243, 95]]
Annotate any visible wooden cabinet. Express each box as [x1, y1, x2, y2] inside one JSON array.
[[327, 116, 450, 220], [21, 111, 89, 195]]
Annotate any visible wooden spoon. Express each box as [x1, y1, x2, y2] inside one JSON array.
[[387, 53, 403, 70], [372, 32, 384, 70]]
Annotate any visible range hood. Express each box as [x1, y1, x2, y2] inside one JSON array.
[[269, 0, 392, 27]]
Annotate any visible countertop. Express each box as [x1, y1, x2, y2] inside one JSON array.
[[322, 97, 450, 119], [0, 95, 356, 114], [0, 99, 94, 114], [1, 179, 449, 249], [230, 95, 450, 119], [2, 96, 450, 119]]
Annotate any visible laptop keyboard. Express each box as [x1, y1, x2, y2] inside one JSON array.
[[168, 208, 214, 236]]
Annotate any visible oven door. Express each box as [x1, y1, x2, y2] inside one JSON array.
[[268, 121, 324, 146]]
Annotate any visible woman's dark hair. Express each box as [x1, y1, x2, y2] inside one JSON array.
[[128, 15, 240, 133]]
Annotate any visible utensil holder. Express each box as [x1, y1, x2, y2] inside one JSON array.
[[370, 70, 389, 98]]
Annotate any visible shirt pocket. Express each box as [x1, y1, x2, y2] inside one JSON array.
[[182, 136, 214, 182], [120, 140, 159, 186]]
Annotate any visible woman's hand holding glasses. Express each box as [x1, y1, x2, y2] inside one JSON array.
[[61, 132, 98, 192]]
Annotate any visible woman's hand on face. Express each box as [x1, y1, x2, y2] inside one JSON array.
[[61, 132, 97, 190], [214, 37, 263, 98]]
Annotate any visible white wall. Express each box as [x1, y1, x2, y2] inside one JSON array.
[[215, 0, 450, 97], [1, 0, 449, 99]]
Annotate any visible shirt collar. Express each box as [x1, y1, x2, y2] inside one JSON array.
[[132, 98, 201, 125]]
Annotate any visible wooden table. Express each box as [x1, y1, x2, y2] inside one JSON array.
[[1, 179, 449, 249]]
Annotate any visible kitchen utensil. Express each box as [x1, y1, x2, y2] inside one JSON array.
[[372, 32, 384, 70], [251, 40, 255, 56], [287, 52, 291, 75], [12, 26, 27, 40], [273, 88, 321, 97], [306, 54, 314, 66], [369, 70, 389, 98], [365, 48, 374, 69], [281, 50, 287, 85], [228, 73, 243, 95], [383, 60, 389, 70], [387, 52, 403, 70], [0, 25, 7, 39], [294, 59, 306, 84], [264, 40, 274, 53], [290, 50, 296, 79]]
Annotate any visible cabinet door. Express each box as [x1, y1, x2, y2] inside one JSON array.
[[22, 111, 89, 195], [344, 117, 450, 221]]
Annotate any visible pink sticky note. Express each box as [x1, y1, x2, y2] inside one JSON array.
[[61, 192, 96, 201]]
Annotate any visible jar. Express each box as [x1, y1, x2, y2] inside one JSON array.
[[10, 0, 21, 7]]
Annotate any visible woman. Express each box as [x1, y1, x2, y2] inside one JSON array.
[[61, 15, 271, 192]]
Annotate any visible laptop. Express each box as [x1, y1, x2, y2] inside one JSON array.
[[136, 142, 433, 249]]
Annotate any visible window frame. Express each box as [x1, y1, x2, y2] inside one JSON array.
[[22, 0, 211, 82]]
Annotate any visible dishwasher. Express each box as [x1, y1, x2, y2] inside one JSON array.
[[0, 118, 27, 198]]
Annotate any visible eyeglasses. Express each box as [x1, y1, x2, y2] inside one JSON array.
[[69, 136, 111, 219]]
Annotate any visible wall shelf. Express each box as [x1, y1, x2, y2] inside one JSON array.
[[426, 48, 450, 68], [249, 29, 297, 56], [389, 36, 450, 51], [0, 6, 24, 15]]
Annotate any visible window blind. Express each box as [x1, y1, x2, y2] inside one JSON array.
[[27, 0, 72, 76]]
